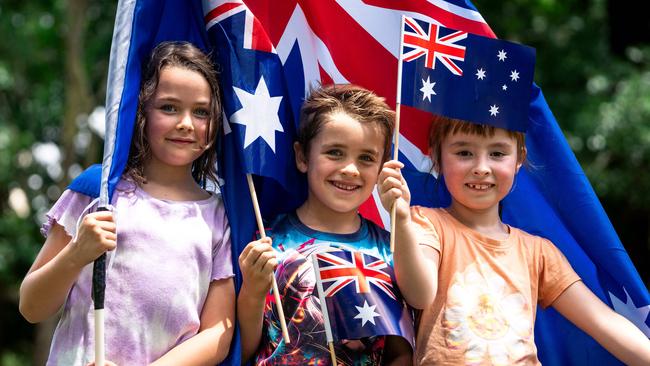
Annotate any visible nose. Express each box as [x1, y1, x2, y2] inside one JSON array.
[[473, 156, 490, 176], [341, 161, 360, 177], [176, 112, 194, 131]]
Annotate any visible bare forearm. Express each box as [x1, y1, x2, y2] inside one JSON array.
[[19, 244, 84, 323], [150, 325, 233, 366], [554, 282, 650, 366], [237, 285, 267, 363], [393, 220, 438, 309], [588, 311, 650, 366]]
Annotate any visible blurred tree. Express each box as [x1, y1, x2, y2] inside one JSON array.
[[0, 0, 115, 364]]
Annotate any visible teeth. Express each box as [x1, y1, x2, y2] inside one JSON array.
[[468, 183, 491, 190], [332, 182, 358, 191]]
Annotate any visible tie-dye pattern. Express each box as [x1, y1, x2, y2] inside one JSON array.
[[41, 179, 233, 365]]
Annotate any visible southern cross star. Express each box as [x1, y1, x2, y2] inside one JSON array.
[[476, 68, 486, 80], [497, 49, 507, 61], [510, 69, 520, 82], [609, 288, 650, 337]]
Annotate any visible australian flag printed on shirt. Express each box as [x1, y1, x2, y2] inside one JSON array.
[[400, 16, 535, 132]]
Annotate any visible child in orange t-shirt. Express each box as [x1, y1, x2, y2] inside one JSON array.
[[379, 115, 650, 365], [378, 32, 650, 365]]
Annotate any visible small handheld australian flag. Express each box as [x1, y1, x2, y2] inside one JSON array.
[[399, 16, 535, 132]]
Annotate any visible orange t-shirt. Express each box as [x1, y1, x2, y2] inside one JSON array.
[[411, 207, 581, 366]]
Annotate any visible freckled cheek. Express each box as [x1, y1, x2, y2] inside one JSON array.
[[495, 163, 517, 177]]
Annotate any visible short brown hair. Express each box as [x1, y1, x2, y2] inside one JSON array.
[[125, 41, 222, 186], [428, 114, 527, 172], [297, 84, 395, 163]]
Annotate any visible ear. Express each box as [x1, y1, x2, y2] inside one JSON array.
[[294, 141, 308, 173], [516, 146, 527, 172], [427, 147, 441, 175]]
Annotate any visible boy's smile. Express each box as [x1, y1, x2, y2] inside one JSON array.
[[295, 111, 385, 232]]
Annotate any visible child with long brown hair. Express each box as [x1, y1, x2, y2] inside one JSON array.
[[19, 41, 235, 365]]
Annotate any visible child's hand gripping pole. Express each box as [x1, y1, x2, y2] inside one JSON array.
[[93, 206, 109, 366], [246, 174, 290, 344]]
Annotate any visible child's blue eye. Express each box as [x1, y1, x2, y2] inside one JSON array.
[[456, 150, 472, 157], [491, 151, 506, 158], [194, 108, 210, 118], [160, 104, 177, 113], [359, 154, 376, 163], [326, 149, 343, 157]]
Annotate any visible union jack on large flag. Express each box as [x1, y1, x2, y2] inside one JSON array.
[[70, 0, 650, 364], [313, 248, 414, 345]]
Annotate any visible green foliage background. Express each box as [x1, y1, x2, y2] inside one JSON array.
[[0, 0, 647, 364]]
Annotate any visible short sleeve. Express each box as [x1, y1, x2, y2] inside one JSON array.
[[410, 206, 441, 252], [537, 239, 581, 308], [211, 199, 234, 281], [41, 189, 94, 239]]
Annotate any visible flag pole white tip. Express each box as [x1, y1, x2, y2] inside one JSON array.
[[94, 309, 105, 366]]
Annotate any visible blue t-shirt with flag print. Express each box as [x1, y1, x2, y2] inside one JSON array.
[[255, 212, 414, 365]]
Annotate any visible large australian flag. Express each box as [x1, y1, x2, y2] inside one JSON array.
[[201, 1, 306, 324]]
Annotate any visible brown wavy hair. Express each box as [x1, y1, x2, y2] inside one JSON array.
[[297, 84, 395, 163], [124, 41, 222, 186]]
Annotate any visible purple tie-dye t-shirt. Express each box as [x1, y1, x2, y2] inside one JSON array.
[[40, 179, 233, 365]]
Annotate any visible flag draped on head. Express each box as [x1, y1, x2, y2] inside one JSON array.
[[70, 0, 649, 364]]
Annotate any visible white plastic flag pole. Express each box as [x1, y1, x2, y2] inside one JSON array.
[[390, 15, 407, 253], [312, 253, 337, 365]]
